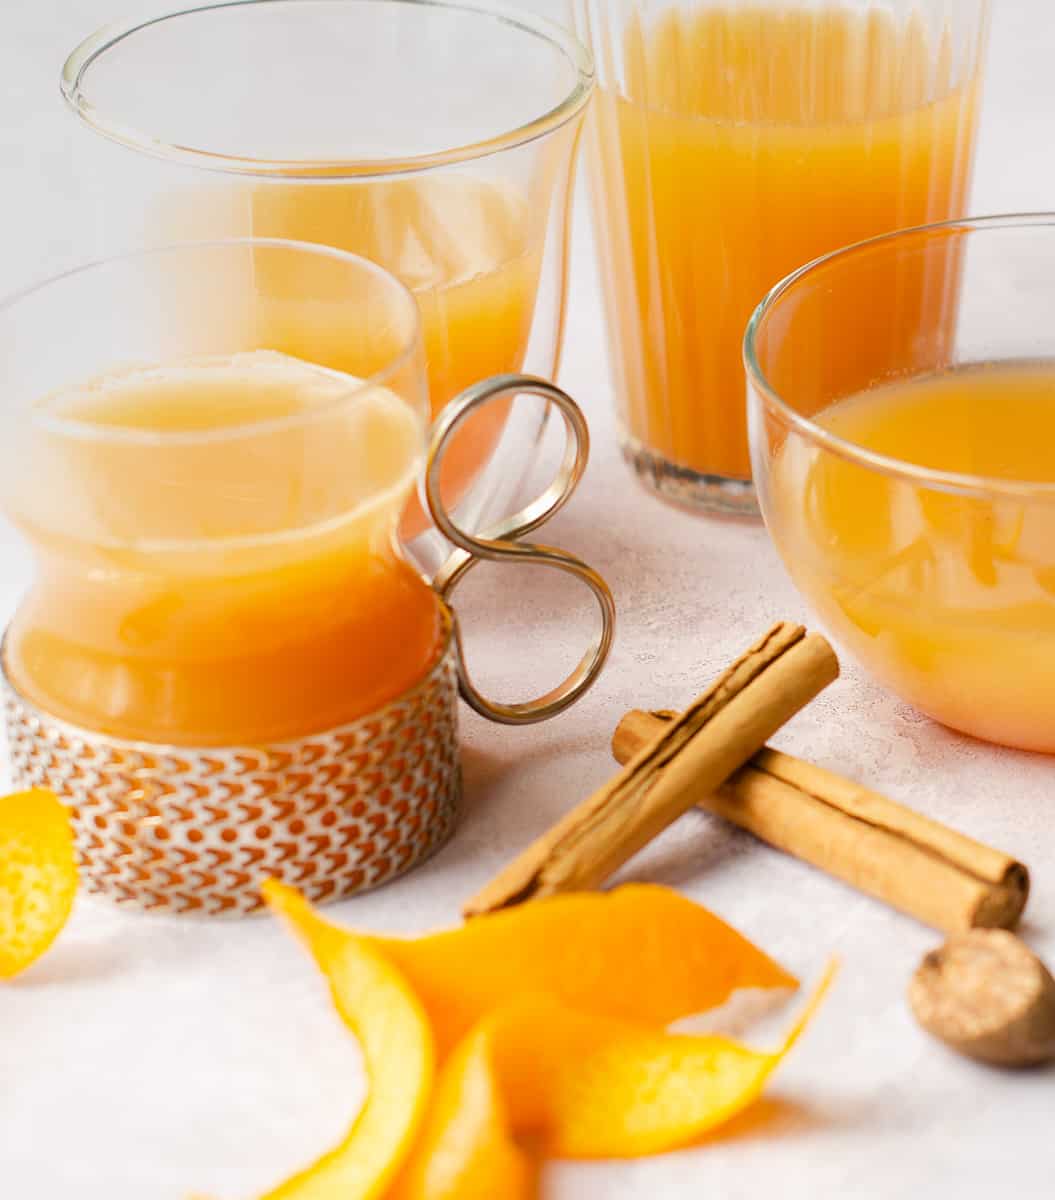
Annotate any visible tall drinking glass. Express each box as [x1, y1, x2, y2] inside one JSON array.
[[573, 0, 990, 515], [61, 0, 594, 557]]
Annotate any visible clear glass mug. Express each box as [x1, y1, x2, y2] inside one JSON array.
[[61, 0, 593, 565], [748, 214, 1055, 755], [0, 240, 614, 914], [571, 0, 990, 515]]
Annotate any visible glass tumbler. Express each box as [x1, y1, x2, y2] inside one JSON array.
[[0, 240, 613, 914], [748, 215, 1055, 754], [572, 0, 990, 515], [61, 0, 594, 560]]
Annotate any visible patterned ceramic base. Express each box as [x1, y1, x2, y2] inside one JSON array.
[[1, 632, 461, 916]]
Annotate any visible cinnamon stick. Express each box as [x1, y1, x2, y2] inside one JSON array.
[[613, 710, 1029, 933], [464, 623, 839, 917]]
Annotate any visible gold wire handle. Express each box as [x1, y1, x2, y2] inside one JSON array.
[[425, 374, 616, 725]]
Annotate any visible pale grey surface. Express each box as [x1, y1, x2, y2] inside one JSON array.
[[2, 2, 1054, 1197]]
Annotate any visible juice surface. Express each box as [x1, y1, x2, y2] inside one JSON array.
[[4, 351, 443, 746], [588, 5, 981, 482], [771, 362, 1055, 752]]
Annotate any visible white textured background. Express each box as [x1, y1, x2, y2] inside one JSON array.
[[2, 1, 1055, 1197]]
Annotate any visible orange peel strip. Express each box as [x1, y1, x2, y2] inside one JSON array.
[[0, 788, 77, 980], [389, 1023, 535, 1200], [516, 960, 836, 1158], [257, 886, 823, 1200], [260, 880, 435, 1200], [365, 885, 796, 1056], [393, 964, 836, 1200]]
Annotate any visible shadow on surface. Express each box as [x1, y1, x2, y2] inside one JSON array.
[[692, 1094, 844, 1149], [609, 813, 753, 892], [11, 935, 129, 989]]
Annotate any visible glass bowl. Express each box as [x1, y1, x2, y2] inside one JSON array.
[[747, 214, 1055, 754]]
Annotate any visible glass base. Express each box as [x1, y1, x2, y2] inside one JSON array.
[[618, 432, 759, 518], [1, 619, 461, 917]]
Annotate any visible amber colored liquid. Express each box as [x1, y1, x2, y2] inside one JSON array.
[[771, 362, 1055, 752], [588, 6, 982, 482], [162, 175, 543, 525], [4, 352, 443, 746]]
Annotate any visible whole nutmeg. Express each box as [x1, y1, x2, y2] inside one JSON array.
[[909, 929, 1055, 1068]]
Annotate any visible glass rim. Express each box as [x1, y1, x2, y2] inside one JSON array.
[[60, 0, 596, 179], [2, 236, 426, 446], [744, 212, 1055, 501]]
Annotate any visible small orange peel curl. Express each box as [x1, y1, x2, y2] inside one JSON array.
[[256, 884, 830, 1200], [0, 788, 78, 980], [261, 880, 435, 1200]]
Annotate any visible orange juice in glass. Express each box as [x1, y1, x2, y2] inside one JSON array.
[[0, 242, 438, 749], [749, 216, 1055, 755], [574, 0, 990, 514], [61, 0, 593, 542], [247, 177, 544, 532]]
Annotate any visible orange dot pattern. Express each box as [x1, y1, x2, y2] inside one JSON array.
[[1, 646, 460, 916]]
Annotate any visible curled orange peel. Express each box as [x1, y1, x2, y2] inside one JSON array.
[[260, 880, 435, 1200], [516, 961, 835, 1158], [364, 885, 797, 1056], [0, 788, 77, 979], [393, 963, 836, 1198], [255, 883, 829, 1200]]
